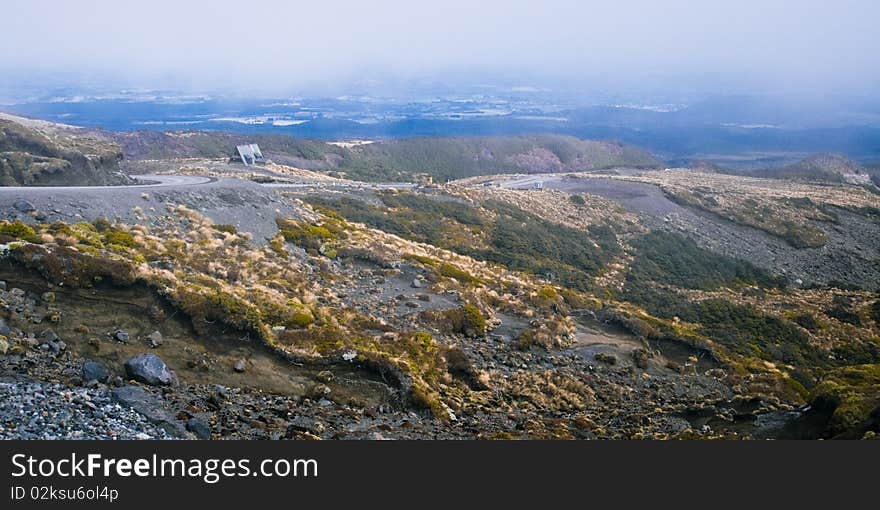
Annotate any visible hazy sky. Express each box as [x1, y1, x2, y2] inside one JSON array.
[[3, 0, 878, 95]]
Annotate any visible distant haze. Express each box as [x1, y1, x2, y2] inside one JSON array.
[[2, 0, 878, 96]]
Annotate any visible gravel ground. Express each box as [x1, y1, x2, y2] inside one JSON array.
[[0, 380, 174, 440], [0, 175, 307, 244]]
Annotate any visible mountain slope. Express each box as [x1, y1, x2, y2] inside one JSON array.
[[0, 114, 133, 186]]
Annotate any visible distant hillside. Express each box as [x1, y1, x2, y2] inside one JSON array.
[[114, 131, 661, 182], [685, 160, 725, 173], [111, 130, 347, 170], [758, 154, 873, 185], [337, 135, 662, 181], [0, 114, 132, 186]]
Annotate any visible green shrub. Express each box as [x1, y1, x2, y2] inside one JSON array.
[[441, 304, 487, 337], [825, 296, 862, 326], [871, 300, 880, 324], [628, 230, 783, 290], [622, 285, 825, 373], [794, 313, 819, 331]]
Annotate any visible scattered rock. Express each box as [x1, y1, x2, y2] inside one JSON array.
[[114, 330, 130, 343], [146, 331, 164, 348], [0, 336, 8, 355], [82, 360, 110, 383], [594, 353, 617, 365], [316, 370, 334, 383], [186, 417, 212, 440], [287, 415, 324, 435], [43, 340, 64, 354], [124, 353, 176, 386], [40, 291, 55, 303], [233, 359, 247, 373], [411, 279, 422, 288]]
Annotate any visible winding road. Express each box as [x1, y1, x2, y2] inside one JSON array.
[[0, 174, 213, 195]]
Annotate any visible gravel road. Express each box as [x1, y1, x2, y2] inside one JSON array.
[[0, 174, 305, 242]]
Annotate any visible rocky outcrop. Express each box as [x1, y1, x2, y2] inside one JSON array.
[[0, 114, 134, 186]]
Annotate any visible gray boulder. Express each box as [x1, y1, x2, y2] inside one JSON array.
[[124, 353, 175, 386], [112, 385, 186, 436], [13, 200, 35, 212], [82, 360, 110, 383]]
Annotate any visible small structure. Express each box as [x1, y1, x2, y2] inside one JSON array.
[[236, 144, 265, 166]]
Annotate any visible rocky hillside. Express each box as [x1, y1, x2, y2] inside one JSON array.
[[761, 153, 873, 185], [1, 170, 878, 439], [0, 114, 133, 186]]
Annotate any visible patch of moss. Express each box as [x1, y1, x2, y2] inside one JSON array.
[[277, 218, 340, 256], [402, 253, 438, 267], [102, 228, 136, 248], [212, 224, 237, 234], [290, 311, 315, 328], [810, 364, 880, 438], [437, 263, 482, 285], [0, 220, 36, 241]]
